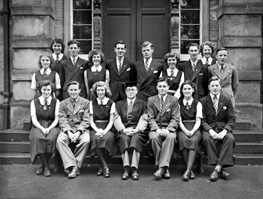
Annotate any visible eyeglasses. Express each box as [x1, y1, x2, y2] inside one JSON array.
[[126, 88, 137, 92]]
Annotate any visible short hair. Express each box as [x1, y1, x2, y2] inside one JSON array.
[[179, 80, 196, 100], [216, 47, 228, 54], [88, 50, 105, 64], [67, 39, 80, 48], [200, 41, 214, 56], [186, 43, 199, 51], [91, 81, 112, 98], [67, 81, 80, 89], [38, 53, 53, 69], [164, 51, 180, 63], [156, 77, 169, 85], [114, 40, 126, 48], [50, 38, 65, 53], [38, 80, 55, 94], [141, 41, 154, 49], [208, 76, 221, 85]]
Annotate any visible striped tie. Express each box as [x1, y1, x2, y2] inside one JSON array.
[[160, 97, 164, 112], [145, 59, 149, 71], [213, 95, 218, 114]]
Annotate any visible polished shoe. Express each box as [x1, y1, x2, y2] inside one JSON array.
[[131, 170, 139, 181], [44, 168, 51, 177], [103, 167, 110, 178], [163, 168, 170, 179], [182, 170, 190, 181], [153, 168, 165, 180], [97, 167, 103, 176], [121, 168, 130, 180], [64, 168, 70, 175], [68, 167, 80, 179], [36, 166, 44, 175], [210, 170, 219, 182], [190, 171, 195, 179], [219, 169, 229, 180]]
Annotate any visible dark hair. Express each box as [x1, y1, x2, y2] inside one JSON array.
[[186, 43, 199, 51], [200, 41, 214, 56], [141, 41, 154, 49], [216, 47, 228, 54], [38, 53, 53, 69], [164, 51, 180, 63], [91, 81, 112, 98], [179, 80, 196, 99], [88, 50, 105, 64], [38, 80, 55, 94], [67, 39, 80, 47], [50, 39, 65, 53], [67, 81, 81, 89], [156, 77, 169, 85], [114, 40, 126, 48], [208, 76, 221, 85]]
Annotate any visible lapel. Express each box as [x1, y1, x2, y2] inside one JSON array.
[[210, 64, 222, 79], [111, 58, 119, 75], [206, 95, 216, 115], [144, 60, 157, 81], [152, 95, 161, 113], [191, 60, 203, 81], [222, 64, 230, 80], [217, 94, 225, 114], [73, 97, 83, 115], [66, 98, 75, 115], [184, 61, 193, 79], [161, 95, 172, 115]]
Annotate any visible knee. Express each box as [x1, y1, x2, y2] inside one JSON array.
[[166, 133, 176, 140]]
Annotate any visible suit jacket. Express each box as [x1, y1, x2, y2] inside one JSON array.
[[178, 60, 209, 100], [136, 59, 163, 102], [59, 96, 90, 133], [106, 57, 137, 101], [114, 98, 148, 133], [147, 94, 180, 133], [200, 94, 235, 133], [61, 57, 90, 99], [209, 63, 239, 105]]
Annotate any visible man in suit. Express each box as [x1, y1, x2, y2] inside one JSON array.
[[147, 77, 180, 180], [200, 76, 236, 182], [106, 40, 137, 102], [208, 47, 239, 107], [135, 41, 163, 102], [56, 81, 90, 179], [60, 40, 89, 100], [178, 43, 209, 100], [114, 81, 148, 180]]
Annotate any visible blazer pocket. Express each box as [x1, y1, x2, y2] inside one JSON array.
[[126, 67, 131, 71], [199, 73, 203, 75], [153, 70, 158, 73]]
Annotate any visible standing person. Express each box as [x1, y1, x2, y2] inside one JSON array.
[[162, 52, 184, 99], [200, 76, 236, 182], [106, 40, 137, 102], [208, 47, 239, 107], [200, 41, 217, 67], [89, 81, 118, 178], [178, 43, 209, 100], [31, 53, 61, 98], [30, 80, 60, 177], [178, 81, 202, 181], [84, 50, 109, 100], [114, 81, 148, 180], [136, 41, 163, 102], [50, 39, 67, 100], [60, 39, 89, 100], [56, 81, 90, 179], [147, 77, 180, 180]]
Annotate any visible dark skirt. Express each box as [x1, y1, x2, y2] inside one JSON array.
[[29, 127, 59, 163], [177, 121, 202, 155], [116, 132, 149, 154]]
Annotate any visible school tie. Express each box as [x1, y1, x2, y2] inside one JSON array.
[[160, 97, 164, 112], [212, 95, 218, 114], [71, 99, 76, 109], [145, 59, 149, 71], [185, 101, 191, 110], [43, 69, 47, 77], [192, 63, 196, 71], [127, 100, 133, 121], [220, 66, 224, 73], [43, 99, 48, 111], [100, 100, 103, 105], [170, 70, 174, 77], [206, 58, 209, 65], [56, 54, 60, 63], [73, 58, 76, 65], [118, 58, 122, 74]]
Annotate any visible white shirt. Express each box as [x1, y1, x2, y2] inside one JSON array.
[[91, 65, 102, 72], [70, 56, 79, 64], [182, 98, 203, 118], [201, 57, 213, 65], [52, 53, 63, 61], [144, 57, 152, 67], [116, 57, 124, 67], [190, 60, 198, 68], [30, 96, 60, 117], [158, 94, 167, 103]]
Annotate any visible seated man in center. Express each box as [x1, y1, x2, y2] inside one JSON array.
[[147, 77, 180, 180], [114, 81, 148, 180]]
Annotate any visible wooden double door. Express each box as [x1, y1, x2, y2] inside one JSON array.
[[102, 0, 170, 61]]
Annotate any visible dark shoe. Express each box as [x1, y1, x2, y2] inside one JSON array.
[[132, 170, 139, 181], [190, 171, 195, 179], [36, 166, 44, 175], [44, 168, 51, 177], [153, 168, 165, 180], [103, 167, 110, 178], [219, 169, 229, 180], [163, 168, 170, 179], [121, 168, 130, 180], [97, 167, 103, 176], [210, 170, 219, 182], [68, 167, 80, 179], [182, 170, 190, 181], [64, 168, 70, 175]]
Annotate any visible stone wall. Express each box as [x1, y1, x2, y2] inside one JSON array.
[[0, 1, 4, 129]]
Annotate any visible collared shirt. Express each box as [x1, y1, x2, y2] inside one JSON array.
[[70, 56, 79, 65], [52, 53, 63, 61], [127, 98, 136, 106], [116, 56, 124, 67], [91, 65, 102, 72], [218, 64, 225, 71], [210, 93, 220, 101], [30, 96, 60, 117], [167, 68, 179, 77], [90, 97, 115, 114], [182, 97, 203, 118], [190, 59, 198, 68], [201, 57, 213, 65], [158, 94, 167, 103], [144, 57, 152, 67]]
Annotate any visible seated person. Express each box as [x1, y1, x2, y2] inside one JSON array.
[[114, 81, 148, 180], [56, 81, 90, 179], [200, 76, 235, 182]]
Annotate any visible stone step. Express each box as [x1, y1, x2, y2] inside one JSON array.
[[235, 142, 263, 154], [233, 130, 263, 142]]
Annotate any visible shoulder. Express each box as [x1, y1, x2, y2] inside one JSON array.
[[199, 95, 209, 104], [79, 97, 90, 104]]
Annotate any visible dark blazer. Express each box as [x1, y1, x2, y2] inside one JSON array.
[[178, 60, 209, 100], [60, 57, 89, 99], [200, 94, 235, 133], [135, 60, 163, 102], [147, 94, 180, 133], [106, 57, 137, 101]]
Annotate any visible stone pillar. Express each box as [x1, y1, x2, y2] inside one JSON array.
[[170, 0, 180, 55], [10, 0, 55, 127], [218, 0, 263, 129], [93, 0, 102, 50]]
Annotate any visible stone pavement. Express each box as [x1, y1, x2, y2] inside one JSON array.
[[0, 164, 262, 199]]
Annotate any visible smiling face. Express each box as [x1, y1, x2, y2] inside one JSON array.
[[41, 85, 52, 98], [156, 81, 169, 96], [216, 50, 228, 66], [209, 79, 221, 95], [68, 43, 80, 58], [67, 84, 81, 100], [114, 43, 126, 58], [40, 56, 51, 70], [142, 44, 154, 59], [182, 84, 194, 99], [125, 86, 138, 100], [92, 53, 101, 66], [202, 44, 212, 58], [167, 56, 177, 70], [52, 42, 63, 55], [188, 45, 199, 62], [96, 86, 106, 100]]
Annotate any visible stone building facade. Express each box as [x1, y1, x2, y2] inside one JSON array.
[[0, 0, 262, 130]]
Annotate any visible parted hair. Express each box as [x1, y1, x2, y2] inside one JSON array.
[[179, 80, 196, 100], [38, 53, 53, 69], [50, 38, 65, 53], [91, 81, 112, 98], [38, 80, 55, 94], [88, 50, 105, 64]]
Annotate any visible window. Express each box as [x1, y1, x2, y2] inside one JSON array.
[[179, 0, 202, 60], [71, 0, 93, 55]]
